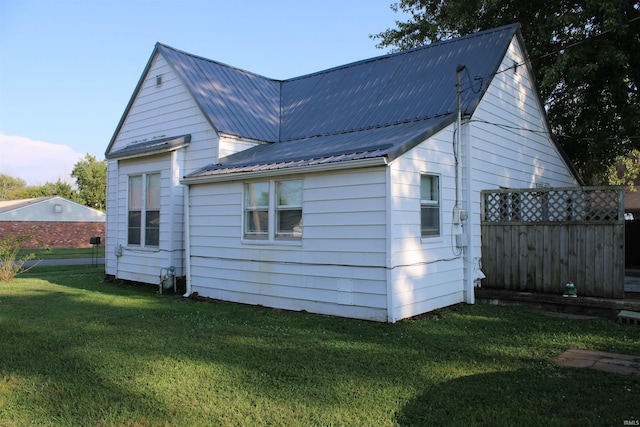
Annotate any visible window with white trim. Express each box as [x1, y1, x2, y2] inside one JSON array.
[[420, 174, 440, 236], [128, 173, 160, 246], [244, 179, 302, 240]]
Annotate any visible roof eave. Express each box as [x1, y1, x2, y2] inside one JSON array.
[[105, 134, 191, 160], [181, 157, 388, 185]]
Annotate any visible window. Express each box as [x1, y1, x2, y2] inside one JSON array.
[[128, 173, 160, 246], [244, 182, 270, 238], [244, 179, 302, 240], [420, 174, 440, 236]]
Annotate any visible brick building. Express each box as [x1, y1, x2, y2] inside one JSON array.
[[0, 196, 105, 248]]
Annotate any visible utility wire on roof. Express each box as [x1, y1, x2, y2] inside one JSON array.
[[458, 15, 640, 94]]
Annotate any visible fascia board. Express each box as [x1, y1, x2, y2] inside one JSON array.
[[181, 157, 388, 185]]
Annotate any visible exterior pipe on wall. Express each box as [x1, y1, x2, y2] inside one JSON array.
[[183, 182, 192, 298], [385, 165, 396, 323], [457, 64, 474, 305]]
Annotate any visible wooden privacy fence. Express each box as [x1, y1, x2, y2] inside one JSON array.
[[480, 186, 625, 298]]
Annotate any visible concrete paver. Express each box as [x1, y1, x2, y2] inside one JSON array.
[[555, 348, 640, 375]]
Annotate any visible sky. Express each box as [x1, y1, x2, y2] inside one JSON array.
[[0, 0, 407, 185]]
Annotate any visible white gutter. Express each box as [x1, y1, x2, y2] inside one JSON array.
[[181, 157, 388, 185], [182, 182, 192, 298]]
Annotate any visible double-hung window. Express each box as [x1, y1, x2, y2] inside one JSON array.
[[244, 179, 302, 240], [420, 174, 440, 236], [128, 173, 160, 247]]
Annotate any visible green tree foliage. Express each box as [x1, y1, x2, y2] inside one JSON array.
[[608, 148, 640, 190], [25, 180, 76, 199], [0, 174, 28, 200], [0, 174, 77, 201], [372, 0, 640, 183], [71, 154, 106, 211]]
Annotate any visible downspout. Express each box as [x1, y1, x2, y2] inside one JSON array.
[[169, 150, 177, 272], [385, 164, 395, 322], [183, 181, 192, 297]]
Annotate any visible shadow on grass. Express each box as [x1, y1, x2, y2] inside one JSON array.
[[396, 367, 640, 426], [1, 270, 640, 425]]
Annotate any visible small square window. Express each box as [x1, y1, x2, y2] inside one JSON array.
[[243, 179, 303, 241]]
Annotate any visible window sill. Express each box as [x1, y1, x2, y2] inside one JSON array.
[[241, 238, 302, 247], [124, 245, 161, 253], [420, 235, 443, 244]]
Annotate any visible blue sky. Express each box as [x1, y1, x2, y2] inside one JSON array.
[[0, 0, 405, 185]]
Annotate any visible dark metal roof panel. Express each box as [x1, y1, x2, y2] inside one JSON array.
[[280, 24, 518, 141], [158, 44, 281, 142], [105, 134, 191, 160], [186, 115, 455, 178]]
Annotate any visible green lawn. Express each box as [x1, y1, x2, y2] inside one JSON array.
[[17, 246, 105, 260], [1, 267, 639, 426]]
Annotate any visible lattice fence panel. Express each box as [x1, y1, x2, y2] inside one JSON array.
[[483, 187, 622, 223], [480, 186, 625, 298]]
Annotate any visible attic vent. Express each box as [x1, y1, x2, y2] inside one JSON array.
[[54, 204, 62, 213], [156, 75, 162, 87]]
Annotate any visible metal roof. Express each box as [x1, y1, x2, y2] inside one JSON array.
[[106, 134, 191, 160], [280, 24, 515, 141], [109, 24, 522, 177], [157, 45, 281, 142], [184, 115, 455, 180]]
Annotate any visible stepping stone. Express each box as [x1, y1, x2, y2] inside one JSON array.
[[555, 348, 640, 375], [618, 310, 640, 326]]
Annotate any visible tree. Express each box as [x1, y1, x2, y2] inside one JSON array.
[[71, 154, 106, 211], [372, 0, 640, 183], [0, 174, 28, 200], [608, 148, 640, 190], [24, 179, 76, 200]]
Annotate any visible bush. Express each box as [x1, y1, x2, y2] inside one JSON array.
[[0, 233, 48, 281]]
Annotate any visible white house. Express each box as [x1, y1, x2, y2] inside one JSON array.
[[105, 24, 580, 322]]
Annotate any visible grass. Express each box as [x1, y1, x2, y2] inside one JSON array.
[[1, 266, 639, 426], [17, 246, 105, 260]]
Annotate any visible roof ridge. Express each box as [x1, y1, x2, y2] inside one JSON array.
[[156, 42, 282, 83], [283, 23, 520, 83]]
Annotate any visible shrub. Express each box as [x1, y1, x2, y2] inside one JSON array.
[[0, 232, 48, 281]]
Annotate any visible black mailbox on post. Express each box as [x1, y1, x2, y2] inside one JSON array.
[[90, 236, 101, 267]]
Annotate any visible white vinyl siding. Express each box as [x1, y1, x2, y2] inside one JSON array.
[[107, 52, 219, 175], [188, 167, 389, 321], [107, 155, 179, 284], [388, 124, 465, 321], [470, 36, 579, 190]]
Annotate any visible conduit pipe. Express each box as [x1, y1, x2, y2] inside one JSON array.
[[183, 182, 192, 298], [456, 64, 475, 305]]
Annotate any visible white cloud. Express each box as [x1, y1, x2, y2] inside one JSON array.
[[0, 134, 85, 185]]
